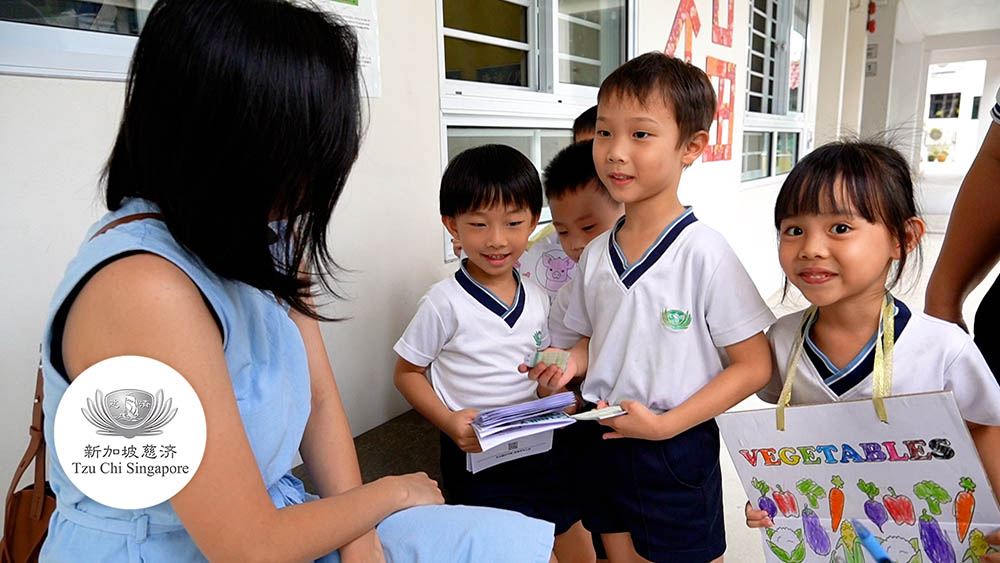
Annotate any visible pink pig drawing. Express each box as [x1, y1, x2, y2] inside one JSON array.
[[541, 252, 574, 291]]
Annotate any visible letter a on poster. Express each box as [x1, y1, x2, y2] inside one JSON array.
[[718, 392, 999, 563]]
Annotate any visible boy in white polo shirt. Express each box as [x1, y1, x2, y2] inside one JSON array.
[[537, 53, 775, 562], [393, 144, 593, 562]]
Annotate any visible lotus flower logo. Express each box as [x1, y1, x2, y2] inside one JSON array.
[[82, 389, 177, 438]]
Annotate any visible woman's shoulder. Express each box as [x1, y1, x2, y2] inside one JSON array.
[[60, 253, 223, 379]]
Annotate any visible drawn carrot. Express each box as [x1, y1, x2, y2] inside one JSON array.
[[955, 477, 976, 543], [830, 475, 845, 532]]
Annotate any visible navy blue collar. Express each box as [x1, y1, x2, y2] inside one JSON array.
[[608, 208, 697, 290], [454, 260, 526, 328], [802, 297, 911, 396]]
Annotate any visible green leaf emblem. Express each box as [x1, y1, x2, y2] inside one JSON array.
[[661, 309, 692, 331], [533, 330, 543, 347]]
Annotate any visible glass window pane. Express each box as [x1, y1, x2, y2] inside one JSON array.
[[775, 132, 799, 174], [444, 36, 528, 87], [0, 0, 152, 35], [741, 132, 771, 181], [443, 0, 527, 43], [541, 132, 574, 169], [787, 0, 809, 113], [559, 59, 601, 87], [557, 0, 624, 86]]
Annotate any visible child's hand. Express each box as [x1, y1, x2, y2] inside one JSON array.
[[597, 400, 668, 440], [518, 349, 576, 392], [744, 501, 773, 528], [446, 409, 482, 453], [983, 529, 1000, 562]]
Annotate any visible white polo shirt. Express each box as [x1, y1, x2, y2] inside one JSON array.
[[394, 262, 550, 412], [553, 208, 775, 413], [759, 302, 1000, 427]]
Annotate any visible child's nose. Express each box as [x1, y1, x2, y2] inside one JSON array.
[[487, 226, 506, 247], [799, 232, 827, 258]]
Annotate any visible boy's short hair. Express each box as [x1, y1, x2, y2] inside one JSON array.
[[573, 105, 598, 140], [543, 140, 614, 203], [598, 52, 717, 147], [440, 144, 542, 217]]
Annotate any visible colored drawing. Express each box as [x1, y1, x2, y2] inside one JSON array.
[[795, 477, 825, 508], [664, 0, 700, 63], [881, 536, 922, 562], [858, 479, 889, 531], [773, 484, 799, 517], [832, 520, 866, 563], [830, 475, 845, 531], [764, 527, 805, 563], [884, 487, 917, 526], [802, 508, 831, 555], [920, 509, 956, 563], [717, 393, 1000, 563], [915, 480, 952, 516], [712, 0, 734, 46], [955, 477, 976, 542], [964, 529, 999, 562], [753, 477, 778, 519], [702, 56, 735, 162]]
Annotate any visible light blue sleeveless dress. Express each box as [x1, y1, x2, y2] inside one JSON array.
[[39, 198, 554, 562]]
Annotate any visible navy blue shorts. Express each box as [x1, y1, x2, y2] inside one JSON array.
[[575, 418, 726, 562], [439, 431, 582, 536]]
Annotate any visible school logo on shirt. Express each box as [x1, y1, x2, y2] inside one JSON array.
[[661, 309, 692, 331], [533, 330, 543, 347]]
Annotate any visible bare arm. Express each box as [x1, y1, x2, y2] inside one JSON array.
[[292, 310, 384, 561], [926, 122, 1000, 327], [969, 422, 1000, 508], [62, 254, 441, 562], [600, 332, 771, 440], [393, 356, 481, 453]]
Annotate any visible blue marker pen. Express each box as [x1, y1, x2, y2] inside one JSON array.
[[850, 519, 892, 563]]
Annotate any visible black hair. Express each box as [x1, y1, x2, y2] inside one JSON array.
[[439, 145, 542, 217], [573, 105, 598, 141], [774, 139, 922, 289], [103, 0, 362, 321], [598, 52, 716, 148], [543, 140, 614, 203]]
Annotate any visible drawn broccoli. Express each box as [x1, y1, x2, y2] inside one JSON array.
[[913, 480, 951, 515]]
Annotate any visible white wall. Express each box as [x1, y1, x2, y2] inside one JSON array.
[[861, 0, 899, 138]]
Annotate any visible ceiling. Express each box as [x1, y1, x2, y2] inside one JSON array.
[[899, 0, 1000, 37]]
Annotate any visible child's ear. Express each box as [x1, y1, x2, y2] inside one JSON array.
[[894, 217, 927, 258], [529, 213, 540, 231], [442, 216, 460, 239], [681, 130, 710, 166], [905, 217, 926, 253]]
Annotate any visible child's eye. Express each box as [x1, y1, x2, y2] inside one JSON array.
[[831, 224, 851, 234], [633, 131, 650, 139], [596, 130, 610, 137], [507, 221, 523, 227], [582, 224, 596, 231], [783, 226, 803, 236], [556, 230, 568, 237], [469, 223, 486, 228]]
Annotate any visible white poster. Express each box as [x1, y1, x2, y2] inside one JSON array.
[[319, 0, 381, 97], [718, 392, 1000, 563]]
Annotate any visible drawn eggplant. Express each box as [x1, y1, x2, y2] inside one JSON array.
[[802, 508, 831, 555], [858, 479, 889, 531], [920, 509, 956, 563]]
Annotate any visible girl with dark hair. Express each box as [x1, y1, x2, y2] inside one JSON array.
[[39, 0, 555, 561], [745, 139, 1000, 528]]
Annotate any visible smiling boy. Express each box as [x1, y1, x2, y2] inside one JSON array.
[[539, 53, 776, 562]]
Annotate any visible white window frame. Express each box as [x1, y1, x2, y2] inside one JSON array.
[[741, 0, 809, 187], [0, 20, 136, 81], [437, 0, 635, 118]]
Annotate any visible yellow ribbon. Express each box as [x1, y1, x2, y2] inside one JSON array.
[[776, 294, 895, 430]]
